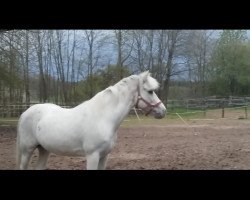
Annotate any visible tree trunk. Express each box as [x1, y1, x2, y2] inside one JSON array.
[[116, 30, 123, 79], [25, 30, 30, 105], [37, 31, 47, 102], [162, 30, 179, 105]]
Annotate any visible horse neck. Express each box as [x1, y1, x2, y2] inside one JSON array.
[[110, 77, 139, 127], [74, 76, 139, 131]]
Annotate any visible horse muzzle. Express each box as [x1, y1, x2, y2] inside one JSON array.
[[153, 106, 166, 119]]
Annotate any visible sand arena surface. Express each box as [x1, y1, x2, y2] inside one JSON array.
[[1, 117, 250, 170]]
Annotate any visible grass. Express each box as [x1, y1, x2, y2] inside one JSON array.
[[0, 117, 18, 127], [122, 106, 250, 127]]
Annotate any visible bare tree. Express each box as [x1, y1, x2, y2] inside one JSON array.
[[114, 30, 134, 78], [31, 30, 48, 102], [130, 30, 146, 71], [162, 30, 181, 102], [145, 30, 155, 70], [49, 30, 69, 103], [0, 30, 28, 111], [8, 31, 15, 103], [70, 30, 76, 103], [183, 30, 215, 97], [83, 30, 107, 98], [153, 30, 185, 103], [19, 30, 31, 105], [0, 29, 221, 110], [84, 30, 95, 98]]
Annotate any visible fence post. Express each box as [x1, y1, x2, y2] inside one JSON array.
[[171, 100, 174, 112], [245, 98, 248, 119], [203, 99, 206, 117], [186, 100, 189, 112], [221, 99, 225, 118], [3, 97, 6, 118]]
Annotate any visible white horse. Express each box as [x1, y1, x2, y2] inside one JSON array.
[[16, 71, 166, 170]]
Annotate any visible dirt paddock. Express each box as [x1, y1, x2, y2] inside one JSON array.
[[1, 117, 250, 170]]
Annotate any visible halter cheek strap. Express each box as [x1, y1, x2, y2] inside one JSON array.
[[135, 86, 162, 116]]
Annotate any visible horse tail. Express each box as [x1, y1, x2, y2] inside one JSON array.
[[16, 115, 22, 169]]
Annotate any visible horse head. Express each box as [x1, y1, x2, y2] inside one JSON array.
[[136, 71, 166, 119]]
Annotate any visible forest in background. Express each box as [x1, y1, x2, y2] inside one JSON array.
[[1, 30, 250, 107]]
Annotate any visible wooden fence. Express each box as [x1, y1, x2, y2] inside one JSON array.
[[167, 96, 250, 118], [1, 96, 250, 118]]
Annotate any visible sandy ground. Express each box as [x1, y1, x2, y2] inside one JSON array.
[[1, 116, 250, 170]]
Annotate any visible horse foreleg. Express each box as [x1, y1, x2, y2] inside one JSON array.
[[35, 146, 50, 170], [98, 154, 109, 170], [86, 152, 100, 170]]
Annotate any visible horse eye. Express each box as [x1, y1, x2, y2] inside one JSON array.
[[148, 90, 153, 94]]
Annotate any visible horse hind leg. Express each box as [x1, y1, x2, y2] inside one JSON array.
[[35, 146, 50, 170], [19, 147, 36, 170]]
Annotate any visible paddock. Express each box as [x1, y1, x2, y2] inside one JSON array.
[[1, 110, 250, 170]]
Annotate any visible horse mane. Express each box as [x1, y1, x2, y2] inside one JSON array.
[[88, 75, 137, 106], [82, 72, 160, 108]]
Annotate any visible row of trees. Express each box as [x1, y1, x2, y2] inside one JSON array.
[[0, 30, 250, 107]]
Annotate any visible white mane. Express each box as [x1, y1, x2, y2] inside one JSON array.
[[92, 75, 138, 101], [78, 72, 160, 109]]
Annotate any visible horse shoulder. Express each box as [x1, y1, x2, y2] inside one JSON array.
[[82, 122, 116, 153]]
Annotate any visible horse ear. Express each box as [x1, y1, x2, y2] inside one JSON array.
[[140, 71, 150, 83]]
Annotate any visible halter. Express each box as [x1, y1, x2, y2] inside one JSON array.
[[135, 85, 162, 116]]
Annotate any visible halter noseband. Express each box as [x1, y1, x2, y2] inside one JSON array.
[[135, 85, 162, 116]]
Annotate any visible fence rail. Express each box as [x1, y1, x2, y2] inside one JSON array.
[[168, 97, 250, 109], [167, 96, 250, 119], [0, 103, 72, 118], [1, 96, 250, 118]]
